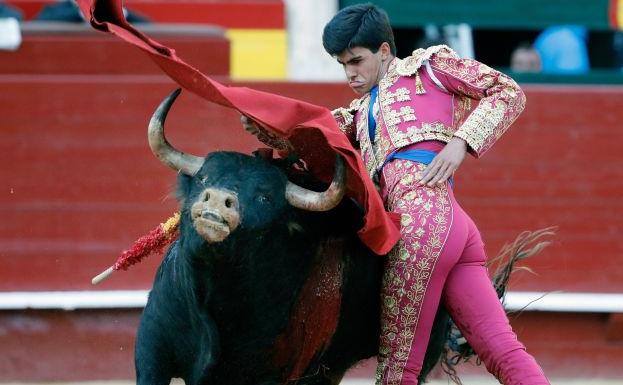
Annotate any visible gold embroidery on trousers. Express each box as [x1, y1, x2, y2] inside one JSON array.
[[375, 161, 452, 385]]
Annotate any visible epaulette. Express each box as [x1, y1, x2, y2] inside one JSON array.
[[396, 44, 459, 76]]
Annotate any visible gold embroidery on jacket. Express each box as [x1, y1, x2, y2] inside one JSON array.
[[390, 122, 454, 145], [454, 97, 472, 128], [379, 59, 414, 152], [454, 99, 507, 154], [399, 106, 416, 122], [415, 72, 426, 95], [333, 96, 365, 139], [429, 50, 526, 156], [384, 109, 402, 127], [356, 96, 381, 176], [331, 107, 355, 137], [384, 87, 411, 105], [395, 87, 411, 102], [255, 126, 294, 153], [396, 45, 457, 76]]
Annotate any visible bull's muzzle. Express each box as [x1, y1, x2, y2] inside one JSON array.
[[191, 188, 241, 243]]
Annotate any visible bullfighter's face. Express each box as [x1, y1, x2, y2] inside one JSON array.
[[336, 43, 391, 96]]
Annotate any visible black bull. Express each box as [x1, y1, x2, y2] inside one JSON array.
[[136, 90, 533, 385]]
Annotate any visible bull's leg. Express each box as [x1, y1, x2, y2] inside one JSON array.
[[135, 310, 175, 385], [135, 345, 174, 385], [189, 328, 218, 385], [135, 362, 173, 385]]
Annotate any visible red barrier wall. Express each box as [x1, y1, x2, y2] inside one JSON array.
[[2, 77, 622, 293], [0, 22, 230, 75], [6, 0, 285, 28]]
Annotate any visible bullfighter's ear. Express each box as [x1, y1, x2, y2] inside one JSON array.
[[287, 221, 304, 236]]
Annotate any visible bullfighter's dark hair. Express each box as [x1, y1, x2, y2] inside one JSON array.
[[322, 3, 396, 57]]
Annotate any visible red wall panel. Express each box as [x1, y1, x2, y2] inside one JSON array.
[[2, 76, 622, 293], [6, 0, 285, 28], [0, 30, 230, 75]]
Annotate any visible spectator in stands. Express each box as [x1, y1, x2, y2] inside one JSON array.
[[0, 2, 22, 20], [245, 4, 550, 385], [510, 42, 542, 73], [613, 31, 623, 70], [414, 35, 448, 50], [34, 0, 149, 23], [0, 2, 22, 50], [533, 25, 590, 74]]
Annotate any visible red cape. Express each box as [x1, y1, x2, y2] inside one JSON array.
[[76, 0, 399, 254]]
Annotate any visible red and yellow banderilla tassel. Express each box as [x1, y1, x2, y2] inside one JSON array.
[[91, 212, 181, 285]]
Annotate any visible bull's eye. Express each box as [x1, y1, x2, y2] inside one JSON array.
[[257, 195, 270, 204]]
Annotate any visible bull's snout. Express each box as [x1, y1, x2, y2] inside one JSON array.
[[201, 188, 239, 212], [191, 188, 241, 243]]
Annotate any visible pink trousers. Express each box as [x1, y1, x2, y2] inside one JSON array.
[[376, 159, 549, 385]]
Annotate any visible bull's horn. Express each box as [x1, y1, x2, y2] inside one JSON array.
[[286, 155, 346, 211], [148, 89, 203, 176]]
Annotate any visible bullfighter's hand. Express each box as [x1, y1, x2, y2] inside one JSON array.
[[240, 115, 260, 135], [418, 137, 467, 187]]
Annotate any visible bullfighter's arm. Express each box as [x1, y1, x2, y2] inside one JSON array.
[[241, 115, 295, 156], [428, 49, 526, 157], [241, 99, 361, 155], [331, 96, 362, 148]]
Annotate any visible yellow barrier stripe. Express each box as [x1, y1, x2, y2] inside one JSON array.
[[226, 29, 287, 80]]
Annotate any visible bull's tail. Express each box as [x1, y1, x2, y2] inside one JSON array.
[[489, 226, 557, 300], [440, 227, 557, 384]]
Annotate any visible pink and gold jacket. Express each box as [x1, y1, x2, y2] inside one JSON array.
[[332, 45, 526, 178]]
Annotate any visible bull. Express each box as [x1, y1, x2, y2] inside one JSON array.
[[135, 90, 548, 385]]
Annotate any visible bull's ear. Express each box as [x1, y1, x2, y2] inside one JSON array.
[[175, 173, 194, 205]]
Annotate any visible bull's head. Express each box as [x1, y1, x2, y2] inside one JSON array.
[[148, 89, 346, 243]]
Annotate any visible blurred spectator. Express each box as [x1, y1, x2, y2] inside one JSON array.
[[533, 25, 589, 74], [34, 0, 150, 23], [415, 35, 448, 50], [34, 0, 84, 22], [510, 42, 542, 73], [0, 2, 22, 50], [0, 2, 22, 20], [613, 31, 623, 70], [417, 24, 473, 58]]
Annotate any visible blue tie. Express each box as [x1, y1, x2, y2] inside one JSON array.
[[368, 86, 378, 143]]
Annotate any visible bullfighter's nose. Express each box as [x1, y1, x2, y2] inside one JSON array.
[[201, 188, 239, 212]]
